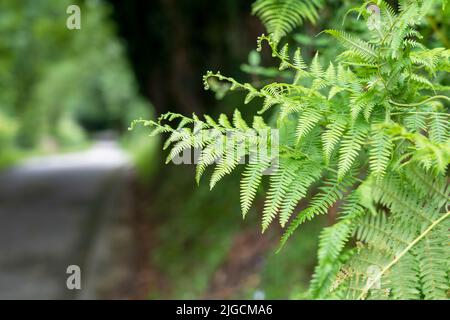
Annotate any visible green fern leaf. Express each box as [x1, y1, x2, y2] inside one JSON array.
[[240, 155, 272, 218], [324, 29, 377, 63], [309, 193, 365, 298], [428, 113, 449, 144], [262, 158, 298, 232], [322, 115, 347, 164], [279, 161, 323, 226], [369, 125, 394, 179], [338, 122, 369, 178], [415, 226, 450, 300], [296, 107, 323, 143], [252, 0, 323, 42], [278, 172, 357, 251]]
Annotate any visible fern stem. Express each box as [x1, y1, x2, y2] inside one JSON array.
[[358, 210, 450, 300], [390, 111, 449, 116], [261, 36, 304, 73], [389, 95, 450, 107]]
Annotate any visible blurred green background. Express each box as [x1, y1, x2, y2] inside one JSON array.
[[1, 0, 447, 299]]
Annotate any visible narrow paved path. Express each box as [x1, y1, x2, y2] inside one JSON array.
[[0, 141, 134, 299]]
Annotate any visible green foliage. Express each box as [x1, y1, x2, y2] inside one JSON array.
[[0, 0, 152, 161], [332, 170, 449, 300], [309, 192, 365, 298], [241, 155, 272, 218], [136, 0, 449, 299], [252, 0, 324, 42]]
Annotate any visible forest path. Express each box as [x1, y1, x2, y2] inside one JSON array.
[[0, 141, 136, 299]]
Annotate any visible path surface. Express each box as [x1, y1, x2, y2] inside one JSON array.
[[0, 141, 134, 299]]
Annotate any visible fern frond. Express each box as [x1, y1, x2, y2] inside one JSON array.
[[404, 112, 428, 133], [293, 47, 307, 69], [349, 92, 375, 122], [385, 252, 421, 299], [334, 168, 450, 300], [262, 158, 299, 232], [324, 30, 377, 63], [369, 125, 394, 179], [279, 161, 323, 227], [292, 47, 309, 83], [209, 137, 247, 189], [322, 115, 347, 164], [369, 174, 437, 223], [309, 193, 365, 298], [388, 3, 420, 58], [232, 109, 250, 130], [428, 112, 449, 144], [310, 52, 325, 78], [138, 1, 450, 300], [405, 165, 449, 203], [338, 122, 369, 178], [296, 106, 323, 142], [195, 133, 225, 184], [218, 113, 233, 129], [166, 135, 194, 164], [415, 225, 450, 300], [410, 73, 434, 90], [252, 0, 323, 42], [240, 155, 272, 218], [278, 172, 357, 251]]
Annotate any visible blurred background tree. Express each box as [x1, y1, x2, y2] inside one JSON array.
[[0, 0, 153, 169]]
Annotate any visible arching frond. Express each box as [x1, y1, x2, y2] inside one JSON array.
[[309, 193, 365, 299], [262, 158, 299, 232], [252, 0, 323, 42], [369, 125, 394, 179], [135, 0, 450, 300], [240, 155, 272, 218], [338, 122, 369, 178]]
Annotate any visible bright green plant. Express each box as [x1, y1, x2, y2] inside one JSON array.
[[134, 0, 449, 299], [252, 0, 324, 42]]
